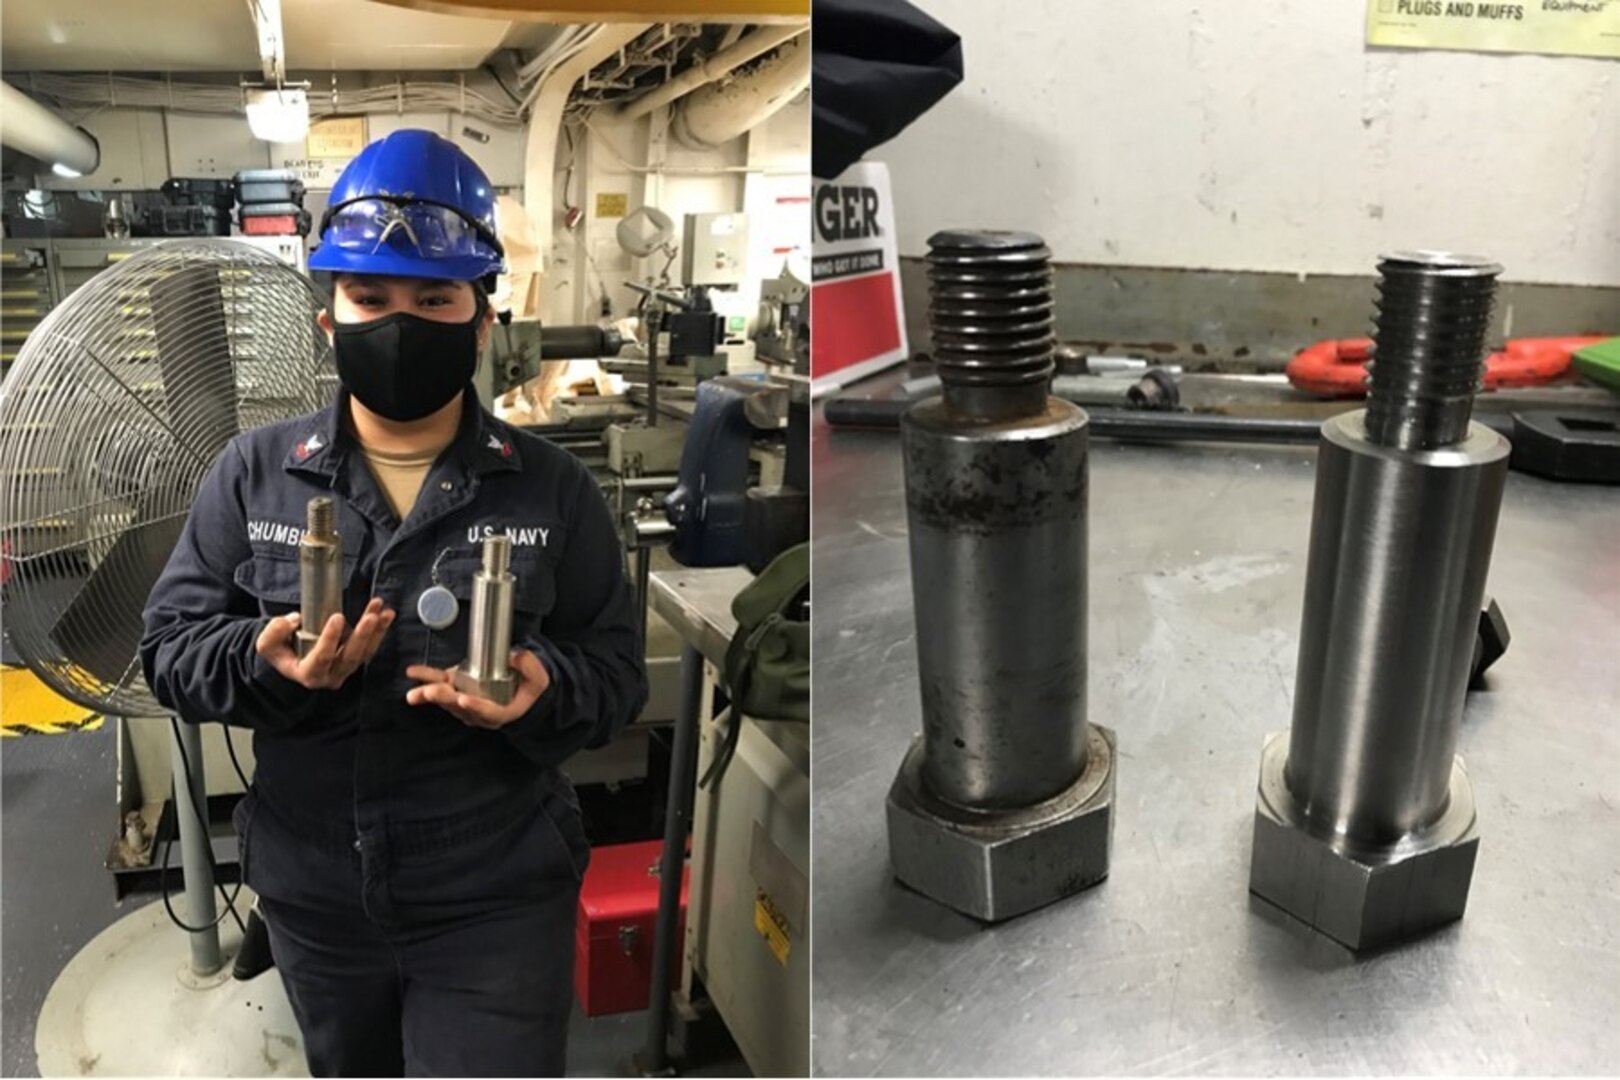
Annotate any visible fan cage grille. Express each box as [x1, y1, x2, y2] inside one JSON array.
[[0, 239, 333, 718]]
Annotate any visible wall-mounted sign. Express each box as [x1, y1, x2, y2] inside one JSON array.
[[811, 161, 908, 395], [274, 156, 348, 188], [307, 117, 368, 160], [1367, 0, 1620, 59], [595, 192, 629, 218]]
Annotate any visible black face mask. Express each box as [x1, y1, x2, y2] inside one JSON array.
[[332, 291, 485, 422]]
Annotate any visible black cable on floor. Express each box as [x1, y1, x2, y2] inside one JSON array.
[[222, 723, 251, 791], [161, 716, 247, 936]]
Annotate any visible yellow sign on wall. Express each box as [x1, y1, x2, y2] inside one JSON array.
[[307, 117, 369, 160], [1367, 0, 1620, 59], [753, 890, 793, 967], [595, 192, 629, 218]]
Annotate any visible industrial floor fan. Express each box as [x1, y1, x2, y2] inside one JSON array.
[[0, 239, 329, 1076]]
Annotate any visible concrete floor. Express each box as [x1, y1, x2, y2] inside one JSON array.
[[1, 726, 124, 1078], [0, 724, 746, 1078]]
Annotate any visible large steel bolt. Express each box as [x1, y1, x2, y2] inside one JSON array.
[[454, 534, 517, 705], [297, 496, 342, 659], [885, 230, 1116, 922], [1250, 251, 1509, 950]]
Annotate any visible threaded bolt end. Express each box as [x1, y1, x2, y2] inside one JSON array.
[[928, 229, 1054, 417], [482, 534, 511, 577], [1365, 251, 1502, 450], [305, 496, 334, 539]]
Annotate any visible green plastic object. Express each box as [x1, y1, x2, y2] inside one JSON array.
[[1574, 337, 1620, 395]]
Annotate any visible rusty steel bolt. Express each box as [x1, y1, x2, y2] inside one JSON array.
[[885, 229, 1116, 922], [297, 497, 342, 660]]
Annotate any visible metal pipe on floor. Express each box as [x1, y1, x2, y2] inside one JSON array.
[[635, 643, 703, 1075], [901, 370, 1171, 409], [169, 721, 223, 976]]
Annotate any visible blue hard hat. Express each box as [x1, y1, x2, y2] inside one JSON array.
[[309, 129, 506, 282]]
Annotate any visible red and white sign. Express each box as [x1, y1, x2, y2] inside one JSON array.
[[810, 162, 909, 396]]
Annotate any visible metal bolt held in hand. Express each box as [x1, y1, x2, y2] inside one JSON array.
[[1249, 251, 1509, 951], [453, 534, 517, 705], [885, 229, 1117, 923], [297, 496, 342, 659]]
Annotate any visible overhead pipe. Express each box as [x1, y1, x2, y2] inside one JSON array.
[[671, 34, 808, 150], [518, 24, 595, 85], [0, 82, 100, 177], [522, 22, 651, 284], [617, 23, 805, 121]]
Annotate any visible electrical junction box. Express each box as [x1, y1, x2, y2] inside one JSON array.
[[682, 213, 749, 287]]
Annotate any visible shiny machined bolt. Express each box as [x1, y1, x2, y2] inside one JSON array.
[[1249, 250, 1508, 951], [454, 534, 517, 705]]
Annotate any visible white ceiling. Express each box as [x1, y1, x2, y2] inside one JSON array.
[[0, 0, 562, 72]]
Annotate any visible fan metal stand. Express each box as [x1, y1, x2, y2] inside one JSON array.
[[34, 724, 309, 1077]]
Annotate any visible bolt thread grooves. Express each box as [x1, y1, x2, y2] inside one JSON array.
[[305, 496, 334, 539], [482, 534, 511, 576], [1365, 251, 1502, 450], [927, 230, 1055, 397]]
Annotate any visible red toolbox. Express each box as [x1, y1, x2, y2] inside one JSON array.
[[574, 839, 689, 1017]]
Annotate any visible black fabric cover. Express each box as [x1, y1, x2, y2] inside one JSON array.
[[812, 0, 964, 180]]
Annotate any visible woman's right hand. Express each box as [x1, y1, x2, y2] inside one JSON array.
[[255, 597, 396, 690]]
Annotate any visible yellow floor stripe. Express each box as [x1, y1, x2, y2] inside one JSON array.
[[0, 666, 103, 735]]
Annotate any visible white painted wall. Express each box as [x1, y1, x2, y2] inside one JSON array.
[[26, 105, 529, 248], [879, 0, 1620, 286], [547, 93, 810, 326], [20, 89, 810, 327], [26, 88, 529, 192]]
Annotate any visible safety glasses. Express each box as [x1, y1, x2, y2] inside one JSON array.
[[318, 198, 503, 260]]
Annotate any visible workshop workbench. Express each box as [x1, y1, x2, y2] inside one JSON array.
[[649, 564, 812, 1078], [649, 566, 751, 669], [810, 412, 1620, 1076]]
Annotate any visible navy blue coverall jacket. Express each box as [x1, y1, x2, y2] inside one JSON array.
[[139, 390, 647, 916]]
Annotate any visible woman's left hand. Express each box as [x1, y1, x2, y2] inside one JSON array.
[[405, 650, 551, 729]]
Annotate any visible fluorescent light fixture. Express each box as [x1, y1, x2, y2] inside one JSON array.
[[51, 162, 83, 178], [244, 86, 309, 143]]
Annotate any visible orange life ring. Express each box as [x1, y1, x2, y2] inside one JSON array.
[[1286, 336, 1604, 397]]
